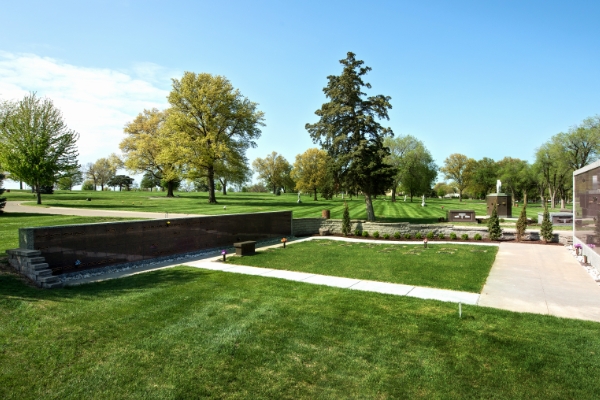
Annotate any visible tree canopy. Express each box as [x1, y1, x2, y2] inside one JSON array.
[[167, 72, 264, 203], [440, 153, 474, 202], [0, 93, 79, 204], [291, 148, 329, 200], [252, 151, 292, 195], [306, 52, 395, 221]]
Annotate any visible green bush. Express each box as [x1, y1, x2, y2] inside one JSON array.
[[394, 232, 401, 239], [450, 232, 457, 240], [415, 232, 423, 240], [404, 233, 411, 239], [426, 231, 435, 240], [541, 205, 554, 243], [373, 231, 380, 238], [342, 201, 351, 236], [362, 231, 369, 238], [81, 180, 95, 191], [438, 233, 445, 240], [383, 233, 390, 239], [474, 233, 483, 240], [354, 229, 361, 236], [461, 233, 469, 240]]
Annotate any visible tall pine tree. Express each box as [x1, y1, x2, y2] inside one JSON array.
[[306, 52, 395, 221], [342, 201, 351, 236]]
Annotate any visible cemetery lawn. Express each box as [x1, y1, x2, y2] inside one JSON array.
[[0, 213, 141, 254], [5, 190, 568, 224], [1, 267, 599, 399], [227, 240, 497, 293]]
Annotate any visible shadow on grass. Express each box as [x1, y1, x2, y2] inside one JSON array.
[[0, 266, 208, 304]]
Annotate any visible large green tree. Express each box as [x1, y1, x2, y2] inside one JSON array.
[[383, 135, 420, 202], [306, 52, 395, 221], [252, 152, 292, 195], [396, 142, 437, 202], [469, 157, 498, 199], [440, 153, 475, 202], [0, 93, 79, 204], [121, 108, 182, 197], [291, 148, 329, 200], [168, 72, 264, 203]]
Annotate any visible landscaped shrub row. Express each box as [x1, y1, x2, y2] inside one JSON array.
[[350, 230, 482, 240]]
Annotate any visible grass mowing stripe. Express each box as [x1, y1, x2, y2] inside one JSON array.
[[227, 240, 498, 292]]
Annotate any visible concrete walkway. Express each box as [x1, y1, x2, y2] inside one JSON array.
[[4, 201, 195, 219], [478, 242, 600, 322]]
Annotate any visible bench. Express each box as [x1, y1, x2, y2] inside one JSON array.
[[234, 241, 257, 256]]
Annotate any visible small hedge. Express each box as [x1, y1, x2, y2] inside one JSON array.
[[474, 233, 483, 240], [362, 231, 369, 238], [394, 232, 401, 239], [354, 229, 361, 236], [450, 232, 457, 240], [372, 231, 380, 238], [383, 233, 390, 240], [415, 232, 423, 239], [404, 233, 411, 239], [461, 233, 469, 240], [426, 231, 435, 240]]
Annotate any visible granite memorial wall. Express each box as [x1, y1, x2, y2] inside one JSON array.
[[18, 211, 292, 275]]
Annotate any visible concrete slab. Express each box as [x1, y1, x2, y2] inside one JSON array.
[[478, 242, 600, 322], [407, 287, 479, 305], [302, 275, 361, 289], [260, 269, 317, 282], [225, 265, 275, 276], [350, 280, 414, 296], [183, 260, 237, 271]]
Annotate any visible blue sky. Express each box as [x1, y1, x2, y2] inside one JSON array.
[[1, 0, 599, 188]]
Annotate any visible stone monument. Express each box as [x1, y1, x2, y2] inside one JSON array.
[[486, 179, 512, 218], [421, 194, 426, 207]]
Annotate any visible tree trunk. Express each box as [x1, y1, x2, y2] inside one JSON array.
[[36, 183, 42, 205], [167, 180, 175, 197], [459, 190, 463, 202], [523, 192, 528, 207], [365, 193, 375, 222], [272, 185, 277, 195], [19, 181, 23, 190], [221, 179, 227, 195], [207, 166, 217, 203], [391, 186, 396, 202], [314, 188, 317, 201], [560, 198, 565, 209]]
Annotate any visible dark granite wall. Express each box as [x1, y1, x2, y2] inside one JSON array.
[[19, 211, 292, 275]]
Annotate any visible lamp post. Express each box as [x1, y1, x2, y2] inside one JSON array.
[[221, 250, 227, 262], [281, 238, 287, 248], [423, 238, 428, 249]]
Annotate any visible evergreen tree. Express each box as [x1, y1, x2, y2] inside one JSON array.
[[0, 172, 6, 214], [342, 201, 351, 236], [488, 203, 503, 240], [306, 52, 395, 221], [540, 205, 553, 243], [515, 205, 528, 241]]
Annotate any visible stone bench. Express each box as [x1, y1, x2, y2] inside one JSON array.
[[234, 241, 257, 256]]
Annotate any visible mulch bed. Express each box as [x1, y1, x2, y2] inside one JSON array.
[[311, 234, 563, 246]]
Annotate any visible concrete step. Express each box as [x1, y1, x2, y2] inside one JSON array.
[[6, 249, 41, 257], [28, 256, 46, 264], [37, 275, 59, 284], [31, 263, 50, 271], [32, 269, 52, 277], [43, 281, 64, 289]]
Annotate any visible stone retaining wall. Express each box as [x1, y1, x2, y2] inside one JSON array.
[[292, 218, 567, 243]]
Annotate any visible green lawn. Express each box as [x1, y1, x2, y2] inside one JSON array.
[[4, 189, 569, 224], [1, 267, 599, 399], [227, 240, 498, 293], [0, 213, 141, 254]]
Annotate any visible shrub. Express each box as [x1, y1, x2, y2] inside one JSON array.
[[373, 231, 380, 238], [474, 233, 483, 240], [461, 233, 469, 240], [516, 205, 528, 242], [438, 233, 445, 239], [426, 231, 435, 240], [81, 180, 95, 191], [499, 218, 505, 223], [394, 232, 401, 239], [487, 203, 502, 241], [341, 202, 351, 236], [415, 232, 423, 239], [383, 233, 390, 240], [450, 232, 457, 240], [540, 205, 554, 243], [404, 233, 411, 239], [354, 229, 361, 236], [362, 231, 369, 237]]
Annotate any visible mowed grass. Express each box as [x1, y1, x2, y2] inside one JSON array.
[[227, 240, 498, 293], [0, 213, 141, 254], [5, 190, 568, 223], [1, 267, 599, 399]]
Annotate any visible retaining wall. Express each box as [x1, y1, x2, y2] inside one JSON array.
[[12, 211, 292, 279]]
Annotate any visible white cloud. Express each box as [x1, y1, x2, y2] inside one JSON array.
[[0, 51, 175, 167]]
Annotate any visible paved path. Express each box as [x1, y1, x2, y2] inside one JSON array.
[[4, 201, 195, 219], [478, 242, 600, 322]]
